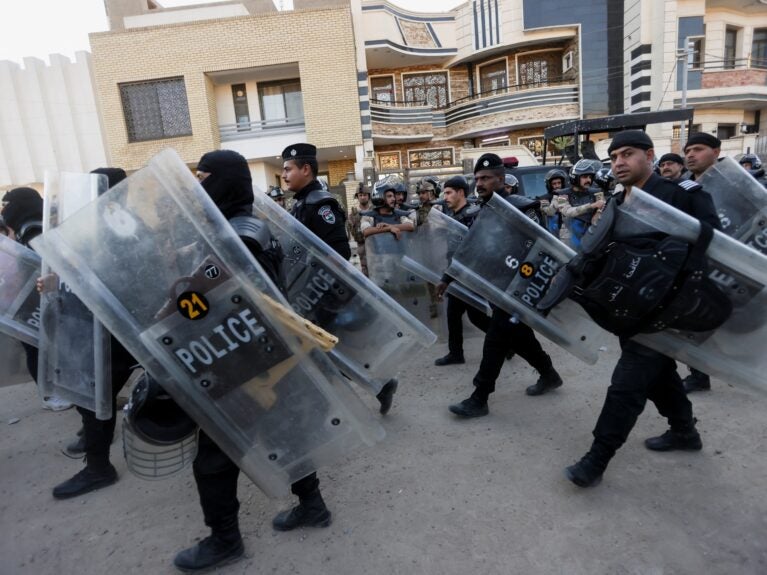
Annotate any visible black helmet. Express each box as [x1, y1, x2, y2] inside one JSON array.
[[504, 173, 519, 195], [394, 182, 408, 200], [122, 372, 198, 480], [594, 167, 615, 191], [418, 176, 441, 197], [354, 183, 369, 197], [569, 159, 602, 186], [372, 180, 396, 208], [267, 186, 284, 199], [544, 169, 567, 194], [739, 153, 765, 178]]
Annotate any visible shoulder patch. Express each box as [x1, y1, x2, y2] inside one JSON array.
[[318, 205, 336, 224], [677, 179, 701, 191]]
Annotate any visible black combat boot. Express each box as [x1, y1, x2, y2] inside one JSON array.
[[52, 461, 118, 499], [272, 488, 332, 531], [64, 427, 86, 457], [564, 445, 612, 488], [525, 365, 563, 396], [434, 353, 465, 366], [173, 533, 244, 572], [448, 391, 489, 418], [682, 371, 711, 393], [644, 421, 702, 452], [376, 378, 398, 415]]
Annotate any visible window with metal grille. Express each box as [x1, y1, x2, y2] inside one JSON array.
[[403, 72, 448, 108], [119, 77, 192, 142], [408, 147, 453, 169], [478, 59, 507, 95], [518, 59, 549, 87]]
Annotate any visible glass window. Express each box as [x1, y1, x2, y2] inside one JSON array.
[[370, 76, 395, 103], [519, 59, 549, 87], [119, 77, 192, 142], [408, 148, 453, 169], [687, 37, 704, 69], [258, 79, 304, 126], [231, 84, 250, 132], [753, 28, 767, 69], [717, 124, 737, 140], [724, 27, 738, 69], [672, 124, 701, 139], [403, 72, 449, 108], [377, 151, 401, 170], [478, 60, 507, 95]]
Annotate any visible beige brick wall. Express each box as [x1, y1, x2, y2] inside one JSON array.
[[327, 158, 355, 186], [702, 69, 767, 89], [91, 6, 361, 170]]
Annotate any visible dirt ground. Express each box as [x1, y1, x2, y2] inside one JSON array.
[[1, 333, 766, 575]]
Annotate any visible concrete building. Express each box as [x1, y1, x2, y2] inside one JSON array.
[[0, 53, 107, 190]]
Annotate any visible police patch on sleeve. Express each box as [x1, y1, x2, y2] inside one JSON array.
[[318, 205, 336, 224]]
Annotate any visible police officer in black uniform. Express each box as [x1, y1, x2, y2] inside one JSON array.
[[172, 149, 297, 571], [434, 176, 490, 366], [564, 131, 721, 488], [448, 154, 564, 418]]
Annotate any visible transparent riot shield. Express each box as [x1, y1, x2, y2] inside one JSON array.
[[31, 148, 384, 498], [446, 193, 608, 365], [697, 156, 767, 255], [400, 208, 491, 316], [37, 172, 113, 419], [0, 332, 33, 387], [616, 186, 767, 392], [252, 192, 437, 395], [0, 233, 40, 347], [365, 231, 444, 335]]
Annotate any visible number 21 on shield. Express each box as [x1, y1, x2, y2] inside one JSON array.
[[177, 291, 210, 320]]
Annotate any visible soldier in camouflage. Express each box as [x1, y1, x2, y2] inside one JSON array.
[[346, 183, 370, 276]]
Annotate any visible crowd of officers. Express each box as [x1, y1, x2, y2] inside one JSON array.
[[1, 131, 764, 572]]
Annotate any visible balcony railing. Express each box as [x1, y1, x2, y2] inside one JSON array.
[[219, 116, 305, 142], [369, 97, 427, 107], [698, 56, 767, 72], [451, 76, 575, 106]]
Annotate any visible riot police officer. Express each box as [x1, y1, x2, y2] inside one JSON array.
[[267, 185, 286, 208], [739, 153, 767, 187], [361, 180, 415, 238], [564, 130, 721, 488], [503, 173, 519, 196], [415, 176, 442, 226], [434, 176, 490, 366], [556, 159, 605, 249], [658, 153, 687, 181], [448, 154, 563, 418], [540, 168, 567, 238]]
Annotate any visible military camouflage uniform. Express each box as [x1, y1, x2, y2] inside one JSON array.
[[347, 206, 368, 277]]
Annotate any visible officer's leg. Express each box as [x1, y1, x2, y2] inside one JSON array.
[[565, 340, 659, 487], [682, 365, 711, 393], [507, 322, 563, 396], [174, 432, 244, 571], [436, 294, 467, 365], [465, 303, 491, 334], [272, 471, 332, 531], [644, 360, 702, 452]]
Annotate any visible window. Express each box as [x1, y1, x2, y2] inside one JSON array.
[[717, 124, 737, 141], [753, 28, 767, 69], [119, 77, 192, 142], [408, 147, 453, 169], [377, 152, 401, 171], [519, 59, 549, 86], [724, 27, 738, 69], [562, 51, 574, 73], [370, 76, 395, 103], [518, 135, 558, 159], [478, 59, 507, 95], [258, 79, 304, 126], [231, 84, 250, 132], [672, 124, 701, 139], [687, 37, 704, 69], [403, 72, 449, 108]]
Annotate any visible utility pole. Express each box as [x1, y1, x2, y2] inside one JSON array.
[[677, 40, 691, 147]]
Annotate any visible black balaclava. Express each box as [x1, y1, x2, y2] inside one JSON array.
[[91, 167, 128, 192], [1, 187, 43, 234], [196, 150, 254, 219]]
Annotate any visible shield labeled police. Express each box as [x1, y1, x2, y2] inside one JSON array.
[[616, 186, 767, 392], [0, 233, 40, 347], [31, 148, 384, 498], [252, 192, 437, 395], [364, 230, 442, 333], [446, 193, 608, 365], [697, 156, 767, 255], [37, 171, 113, 419], [400, 208, 491, 316]]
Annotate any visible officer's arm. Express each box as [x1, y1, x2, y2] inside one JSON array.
[[691, 190, 722, 231], [561, 201, 595, 218]]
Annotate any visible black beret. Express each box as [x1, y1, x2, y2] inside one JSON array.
[[474, 153, 503, 173], [281, 143, 317, 161], [443, 176, 469, 191], [658, 153, 685, 166], [684, 133, 721, 151], [607, 130, 654, 154]]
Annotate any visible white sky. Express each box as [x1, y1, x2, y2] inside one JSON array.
[[0, 0, 465, 66]]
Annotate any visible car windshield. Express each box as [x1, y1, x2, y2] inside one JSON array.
[[517, 170, 549, 199]]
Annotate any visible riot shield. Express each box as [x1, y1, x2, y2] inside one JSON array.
[[252, 192, 437, 394], [616, 186, 767, 392], [365, 231, 444, 334], [697, 156, 767, 255], [446, 193, 608, 365], [31, 148, 384, 498], [0, 233, 40, 347], [400, 208, 491, 316], [0, 332, 33, 387], [37, 172, 113, 419]]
